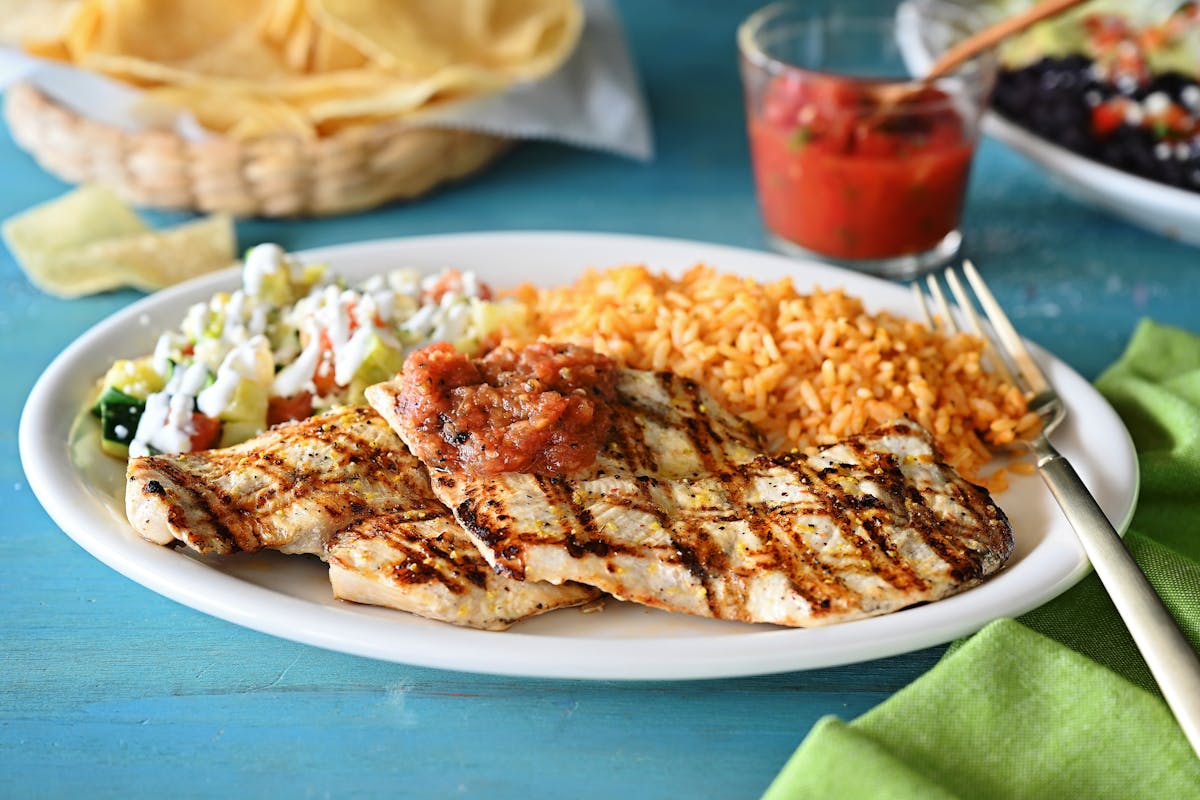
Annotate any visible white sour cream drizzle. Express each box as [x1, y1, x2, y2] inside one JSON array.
[[129, 362, 210, 457], [197, 337, 271, 419], [242, 242, 285, 297]]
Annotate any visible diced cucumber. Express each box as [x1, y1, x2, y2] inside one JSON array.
[[101, 358, 164, 399], [470, 299, 528, 350], [346, 335, 406, 403], [219, 379, 269, 425], [218, 419, 265, 449], [91, 386, 145, 457], [247, 252, 326, 306], [251, 264, 292, 307]]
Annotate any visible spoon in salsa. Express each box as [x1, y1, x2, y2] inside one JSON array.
[[926, 0, 1092, 81], [874, 0, 1092, 112]]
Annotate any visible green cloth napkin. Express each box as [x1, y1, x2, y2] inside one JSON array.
[[763, 320, 1200, 800]]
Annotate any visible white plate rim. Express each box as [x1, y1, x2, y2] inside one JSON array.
[[981, 113, 1200, 245], [19, 231, 1140, 680]]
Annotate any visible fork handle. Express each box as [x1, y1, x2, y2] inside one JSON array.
[[1037, 447, 1200, 758]]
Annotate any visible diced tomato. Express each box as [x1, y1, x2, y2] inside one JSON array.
[[852, 126, 900, 158], [421, 269, 492, 304], [762, 73, 809, 129], [1091, 100, 1127, 138], [423, 270, 462, 304], [312, 359, 338, 396], [1158, 103, 1194, 137], [268, 392, 314, 426], [189, 413, 222, 452], [809, 76, 864, 120]]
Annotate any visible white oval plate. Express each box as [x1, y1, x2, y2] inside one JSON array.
[[19, 232, 1139, 680]]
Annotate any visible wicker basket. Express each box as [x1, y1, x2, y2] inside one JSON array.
[[4, 82, 512, 217]]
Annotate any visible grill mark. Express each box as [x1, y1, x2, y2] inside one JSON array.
[[848, 433, 999, 586], [656, 372, 741, 616], [743, 457, 850, 617], [655, 373, 763, 449], [249, 411, 430, 523], [416, 525, 483, 593], [784, 447, 929, 597], [142, 457, 237, 552], [674, 476, 746, 614], [610, 410, 658, 474], [451, 501, 506, 568], [669, 377, 727, 477], [959, 486, 1014, 567], [871, 454, 990, 582], [914, 481, 992, 583], [532, 475, 617, 561], [332, 516, 483, 596], [619, 468, 721, 615]]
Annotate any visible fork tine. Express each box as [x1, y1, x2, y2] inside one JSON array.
[[910, 277, 957, 335], [961, 260, 1051, 396], [911, 282, 934, 328], [924, 274, 959, 334], [942, 267, 1020, 389]]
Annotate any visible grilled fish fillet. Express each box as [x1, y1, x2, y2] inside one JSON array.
[[367, 370, 1013, 627], [125, 405, 598, 629]]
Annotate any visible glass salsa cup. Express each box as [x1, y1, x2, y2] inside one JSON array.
[[738, 1, 997, 278]]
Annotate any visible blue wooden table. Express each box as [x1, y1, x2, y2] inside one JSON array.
[[3, 2, 1198, 797]]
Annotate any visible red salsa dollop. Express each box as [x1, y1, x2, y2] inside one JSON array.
[[397, 342, 617, 476], [748, 75, 976, 260]]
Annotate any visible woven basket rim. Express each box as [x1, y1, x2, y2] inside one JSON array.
[[4, 81, 511, 217]]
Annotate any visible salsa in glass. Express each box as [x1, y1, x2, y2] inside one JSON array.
[[747, 74, 977, 261]]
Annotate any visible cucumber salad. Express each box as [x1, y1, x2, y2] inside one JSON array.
[[92, 243, 525, 459]]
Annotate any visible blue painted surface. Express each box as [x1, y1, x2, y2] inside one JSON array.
[[2, 2, 1198, 797]]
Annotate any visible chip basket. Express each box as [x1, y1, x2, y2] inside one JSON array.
[[3, 82, 512, 217]]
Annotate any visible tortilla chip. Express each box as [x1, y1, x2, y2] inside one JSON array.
[[60, 213, 236, 292], [2, 183, 148, 269], [0, 0, 81, 47], [309, 0, 583, 79], [25, 0, 583, 140], [2, 185, 235, 298]]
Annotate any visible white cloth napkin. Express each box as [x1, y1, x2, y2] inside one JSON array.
[[0, 0, 653, 161]]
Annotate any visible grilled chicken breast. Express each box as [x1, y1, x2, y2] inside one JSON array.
[[328, 512, 597, 630], [126, 405, 436, 556], [126, 405, 597, 629], [368, 370, 1013, 627]]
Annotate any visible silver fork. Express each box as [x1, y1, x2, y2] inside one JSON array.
[[915, 260, 1200, 758]]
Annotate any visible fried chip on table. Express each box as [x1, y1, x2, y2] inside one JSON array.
[[3, 185, 148, 296], [3, 185, 234, 298], [56, 213, 236, 293]]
